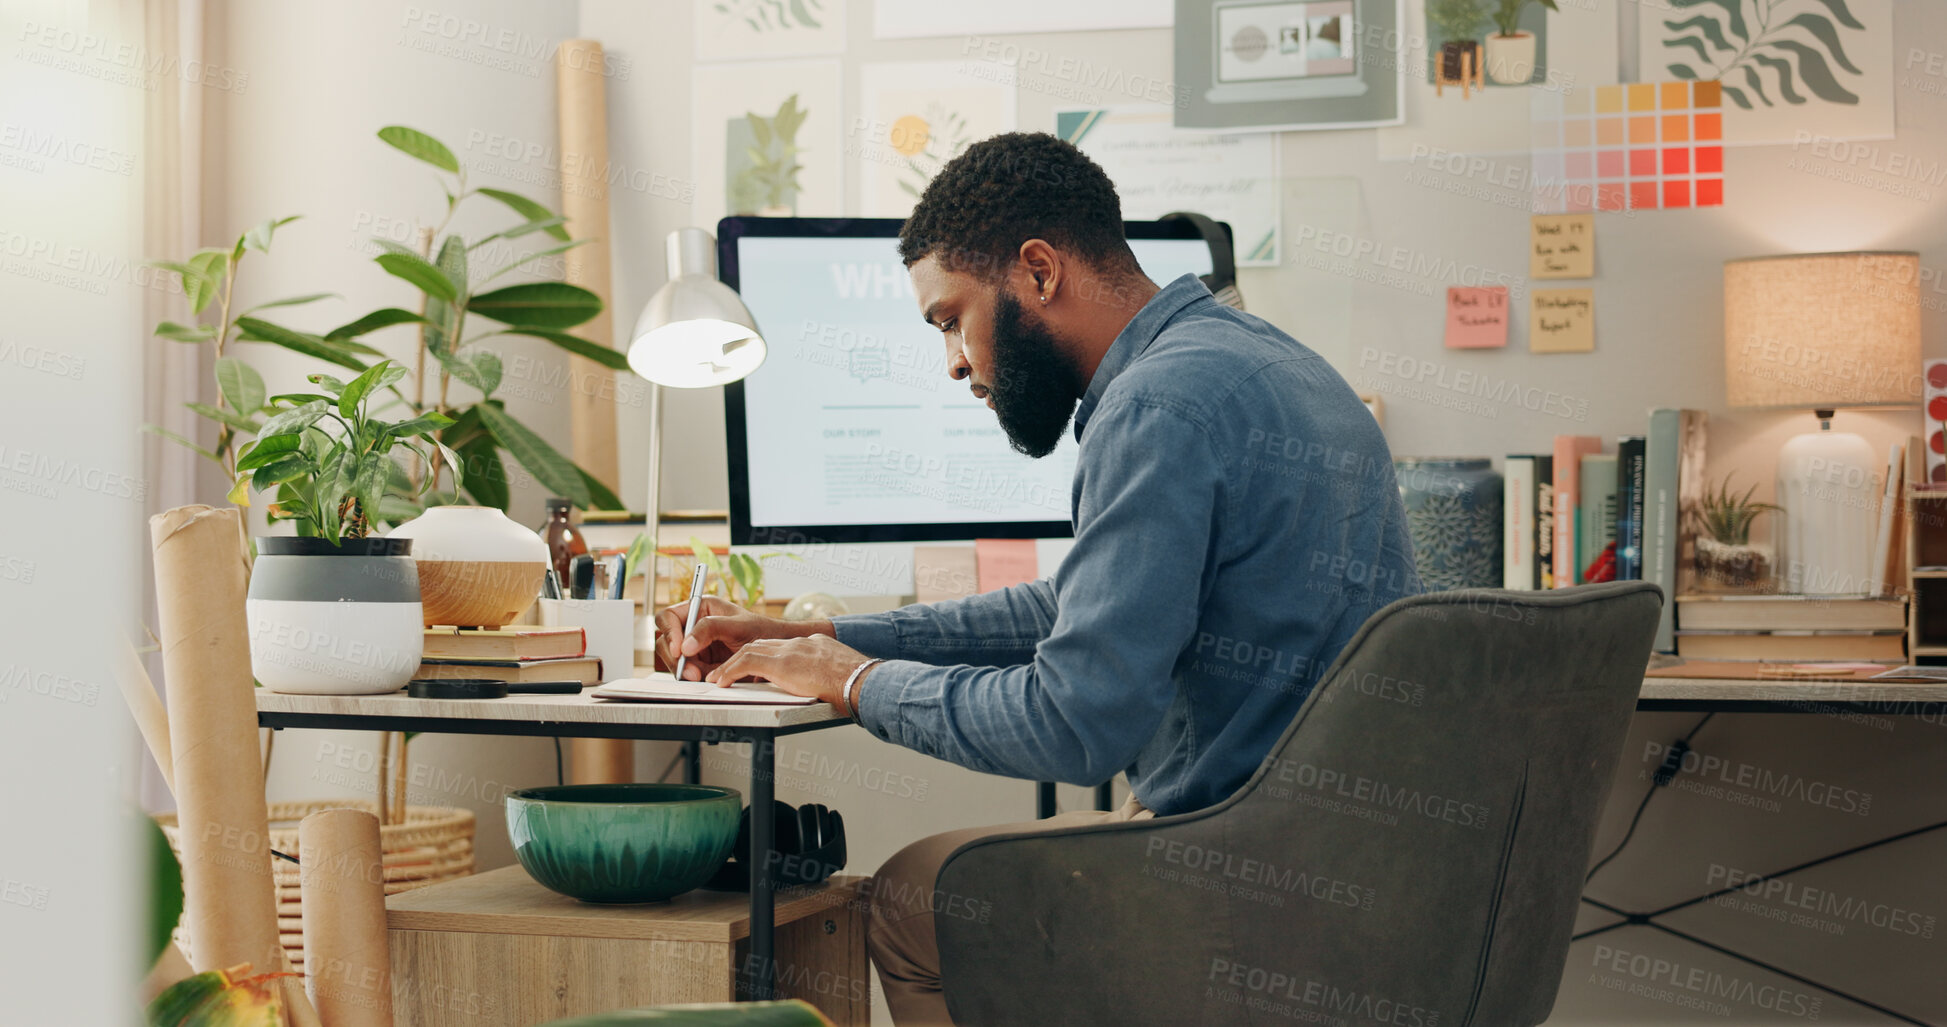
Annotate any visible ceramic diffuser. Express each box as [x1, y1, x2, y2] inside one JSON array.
[[386, 506, 549, 628]]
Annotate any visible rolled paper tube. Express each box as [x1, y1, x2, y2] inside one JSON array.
[[558, 37, 633, 785], [150, 506, 282, 980], [298, 809, 392, 1026]]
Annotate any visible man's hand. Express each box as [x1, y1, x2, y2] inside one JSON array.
[[651, 595, 831, 681], [707, 633, 875, 710]]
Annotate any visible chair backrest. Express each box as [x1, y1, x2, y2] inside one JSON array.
[[938, 582, 1661, 1026]]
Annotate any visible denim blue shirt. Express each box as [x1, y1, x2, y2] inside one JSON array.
[[834, 274, 1421, 816]]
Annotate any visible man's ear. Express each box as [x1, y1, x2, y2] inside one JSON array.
[[1015, 239, 1063, 303]]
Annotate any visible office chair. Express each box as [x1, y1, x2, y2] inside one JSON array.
[[936, 582, 1662, 1026]]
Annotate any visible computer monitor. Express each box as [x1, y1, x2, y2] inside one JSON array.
[[719, 216, 1222, 545]]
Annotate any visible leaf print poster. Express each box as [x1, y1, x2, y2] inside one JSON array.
[[1636, 0, 1892, 144], [695, 0, 846, 62], [691, 60, 842, 226], [855, 62, 1017, 217]]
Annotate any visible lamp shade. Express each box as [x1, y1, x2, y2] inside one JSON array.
[[1723, 251, 1921, 409], [628, 228, 767, 389]]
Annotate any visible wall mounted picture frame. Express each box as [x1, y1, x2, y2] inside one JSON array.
[[1174, 0, 1405, 131]]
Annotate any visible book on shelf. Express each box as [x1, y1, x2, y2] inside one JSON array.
[[1504, 455, 1537, 590], [1552, 436, 1603, 587], [1674, 594, 1907, 631], [1579, 453, 1618, 582], [1644, 410, 1705, 651], [422, 625, 587, 661], [414, 656, 603, 685], [1615, 436, 1646, 580], [1536, 456, 1555, 589], [1673, 630, 1906, 661]]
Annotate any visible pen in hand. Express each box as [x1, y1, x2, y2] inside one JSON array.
[[673, 562, 708, 681]]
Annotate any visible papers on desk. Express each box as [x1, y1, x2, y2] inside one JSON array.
[[1866, 665, 1947, 683], [591, 672, 820, 705]]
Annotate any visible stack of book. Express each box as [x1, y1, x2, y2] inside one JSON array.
[[1504, 410, 1910, 656], [1673, 595, 1907, 660], [414, 625, 603, 685]]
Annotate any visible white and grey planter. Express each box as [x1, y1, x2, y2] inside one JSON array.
[[247, 536, 424, 695]]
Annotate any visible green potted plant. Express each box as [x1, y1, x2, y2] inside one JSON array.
[[239, 359, 455, 694], [1694, 473, 1779, 593], [1484, 0, 1555, 84], [1427, 0, 1488, 85]]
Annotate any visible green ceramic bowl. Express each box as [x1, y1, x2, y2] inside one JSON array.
[[506, 783, 742, 903]]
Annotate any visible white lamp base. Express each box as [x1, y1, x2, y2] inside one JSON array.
[[1776, 422, 1878, 595]]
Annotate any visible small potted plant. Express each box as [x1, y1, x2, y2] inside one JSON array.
[[1427, 0, 1488, 87], [238, 359, 456, 693], [1694, 474, 1779, 593], [1485, 0, 1557, 84]]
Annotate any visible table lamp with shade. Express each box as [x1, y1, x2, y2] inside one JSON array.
[[1723, 250, 1921, 596], [628, 227, 768, 548]]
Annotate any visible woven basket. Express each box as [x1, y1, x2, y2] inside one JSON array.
[[156, 799, 474, 971]]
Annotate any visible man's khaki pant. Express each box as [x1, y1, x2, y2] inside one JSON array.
[[865, 795, 1153, 1025]]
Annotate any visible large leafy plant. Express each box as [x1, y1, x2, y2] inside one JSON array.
[[1656, 0, 1864, 108], [232, 359, 455, 541], [148, 126, 630, 523], [366, 125, 628, 511]]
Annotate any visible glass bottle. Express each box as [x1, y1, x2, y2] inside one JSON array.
[[539, 498, 588, 586]]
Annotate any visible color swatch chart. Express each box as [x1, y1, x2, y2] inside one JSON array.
[[1531, 81, 1725, 213]]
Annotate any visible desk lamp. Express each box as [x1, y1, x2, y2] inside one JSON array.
[[628, 227, 768, 541], [1723, 251, 1921, 595]]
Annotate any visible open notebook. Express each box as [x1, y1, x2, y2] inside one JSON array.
[[590, 672, 820, 705]]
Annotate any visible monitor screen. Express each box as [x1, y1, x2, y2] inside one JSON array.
[[719, 217, 1220, 544]]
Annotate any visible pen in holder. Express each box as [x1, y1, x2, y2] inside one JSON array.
[[538, 598, 635, 684]]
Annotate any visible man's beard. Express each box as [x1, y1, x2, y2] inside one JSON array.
[[988, 290, 1080, 458]]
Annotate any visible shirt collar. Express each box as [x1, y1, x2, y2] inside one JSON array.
[[1073, 274, 1213, 439]]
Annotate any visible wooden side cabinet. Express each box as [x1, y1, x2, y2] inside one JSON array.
[[385, 866, 870, 1026]]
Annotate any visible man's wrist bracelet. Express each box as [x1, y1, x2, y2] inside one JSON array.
[[842, 658, 884, 717]]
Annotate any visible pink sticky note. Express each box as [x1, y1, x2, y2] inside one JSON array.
[[1445, 286, 1509, 349], [975, 539, 1038, 593]]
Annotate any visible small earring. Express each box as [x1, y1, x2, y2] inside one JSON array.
[[1040, 295, 1048, 303]]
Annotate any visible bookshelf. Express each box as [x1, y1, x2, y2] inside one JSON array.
[[1904, 488, 1947, 662]]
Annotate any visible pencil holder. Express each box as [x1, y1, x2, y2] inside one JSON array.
[[538, 598, 636, 683]]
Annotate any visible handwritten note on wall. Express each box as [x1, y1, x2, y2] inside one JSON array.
[[1531, 214, 1595, 279], [1445, 286, 1509, 348], [1531, 289, 1595, 353]]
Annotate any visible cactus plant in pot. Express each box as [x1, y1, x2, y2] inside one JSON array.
[[237, 359, 457, 694]]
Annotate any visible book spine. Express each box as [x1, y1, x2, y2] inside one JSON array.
[[1578, 454, 1618, 582], [1553, 438, 1576, 587], [1505, 457, 1536, 590], [1617, 436, 1646, 580], [1536, 457, 1555, 589], [1645, 410, 1680, 650]]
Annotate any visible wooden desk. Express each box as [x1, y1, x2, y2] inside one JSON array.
[[256, 688, 855, 1001], [1637, 664, 1947, 713]]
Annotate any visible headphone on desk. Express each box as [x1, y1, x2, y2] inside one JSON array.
[[1160, 211, 1245, 311], [705, 800, 847, 891]]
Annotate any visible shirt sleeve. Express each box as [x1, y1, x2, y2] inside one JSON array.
[[830, 578, 1058, 667], [853, 399, 1224, 786]]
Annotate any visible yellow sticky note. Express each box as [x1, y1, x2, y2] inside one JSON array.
[[1531, 214, 1595, 279], [1531, 289, 1595, 353]]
